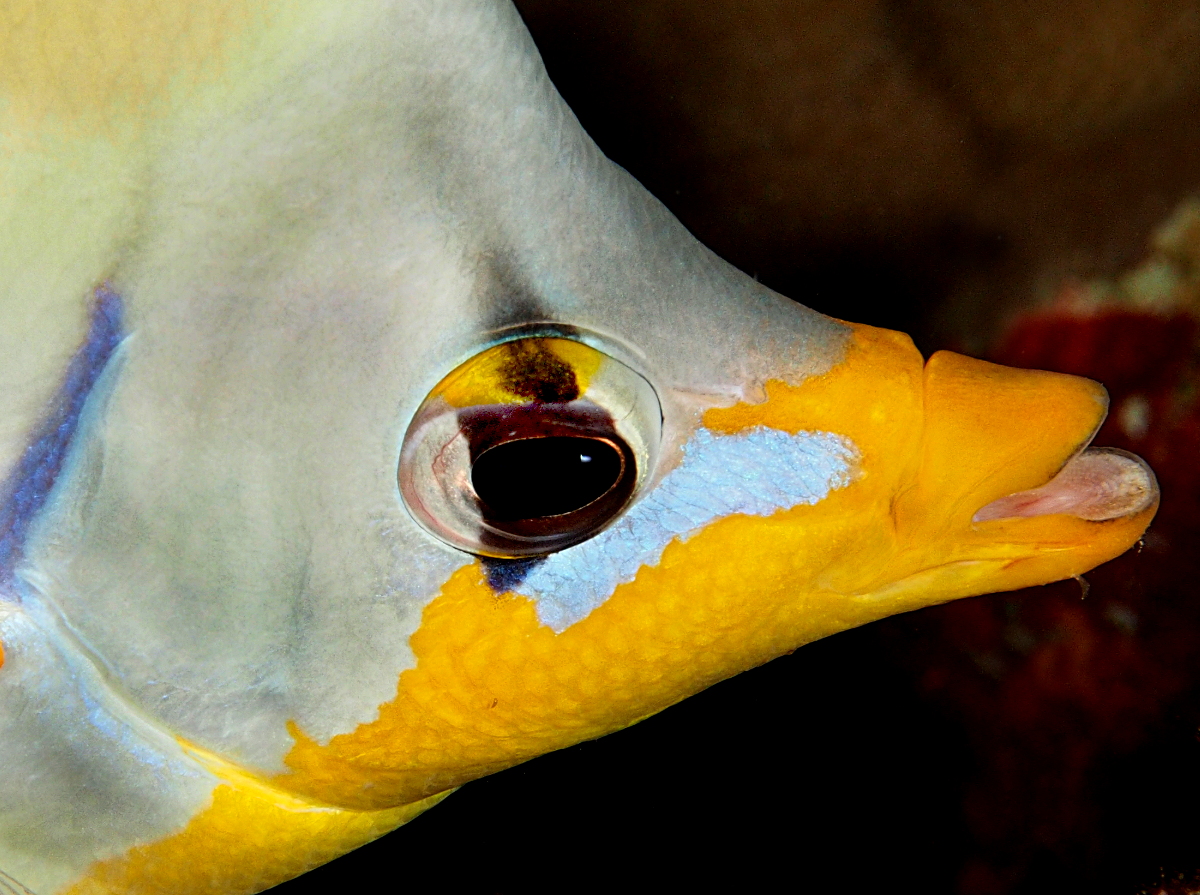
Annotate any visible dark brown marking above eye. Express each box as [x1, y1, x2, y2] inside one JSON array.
[[498, 340, 579, 403]]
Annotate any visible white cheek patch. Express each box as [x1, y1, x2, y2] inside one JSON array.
[[512, 426, 858, 631]]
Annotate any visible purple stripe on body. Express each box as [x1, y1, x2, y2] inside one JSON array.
[[0, 285, 124, 590]]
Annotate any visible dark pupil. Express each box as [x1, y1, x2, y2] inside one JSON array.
[[472, 437, 623, 520]]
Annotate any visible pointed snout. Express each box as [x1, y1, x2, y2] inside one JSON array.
[[870, 349, 1158, 606], [905, 350, 1157, 529], [703, 323, 1158, 612]]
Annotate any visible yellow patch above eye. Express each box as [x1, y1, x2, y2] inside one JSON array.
[[432, 337, 604, 408], [61, 319, 1150, 885]]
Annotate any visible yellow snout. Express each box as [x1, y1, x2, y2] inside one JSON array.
[[710, 322, 1156, 614]]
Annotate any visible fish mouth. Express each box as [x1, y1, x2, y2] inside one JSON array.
[[907, 348, 1160, 535], [974, 447, 1158, 524], [704, 325, 1158, 607], [846, 348, 1161, 606]]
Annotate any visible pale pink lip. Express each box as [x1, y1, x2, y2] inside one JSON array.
[[973, 448, 1159, 523]]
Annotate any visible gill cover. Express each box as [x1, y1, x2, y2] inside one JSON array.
[[0, 1, 1156, 893]]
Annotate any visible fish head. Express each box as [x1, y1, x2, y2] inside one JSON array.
[[294, 305, 1153, 808], [0, 0, 1158, 887]]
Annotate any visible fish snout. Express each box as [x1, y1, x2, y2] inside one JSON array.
[[907, 349, 1157, 526], [857, 349, 1158, 607]]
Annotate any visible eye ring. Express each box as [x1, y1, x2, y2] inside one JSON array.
[[399, 335, 661, 558]]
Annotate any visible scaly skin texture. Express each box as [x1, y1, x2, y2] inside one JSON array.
[[279, 329, 1152, 807]]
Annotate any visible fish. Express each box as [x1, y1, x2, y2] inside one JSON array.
[[0, 1, 1158, 893]]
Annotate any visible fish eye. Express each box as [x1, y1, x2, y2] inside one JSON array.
[[399, 336, 661, 557]]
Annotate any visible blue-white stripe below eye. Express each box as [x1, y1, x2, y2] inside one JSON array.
[[513, 426, 858, 631]]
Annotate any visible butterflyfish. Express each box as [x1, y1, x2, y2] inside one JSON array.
[[0, 1, 1158, 892]]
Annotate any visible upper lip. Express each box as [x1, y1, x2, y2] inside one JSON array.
[[886, 349, 1160, 563]]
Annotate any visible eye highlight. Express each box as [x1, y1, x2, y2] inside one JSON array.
[[399, 337, 661, 557]]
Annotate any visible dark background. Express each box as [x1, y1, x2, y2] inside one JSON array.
[[277, 3, 1200, 892]]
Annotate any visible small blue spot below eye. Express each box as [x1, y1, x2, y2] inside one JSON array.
[[481, 556, 546, 593]]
